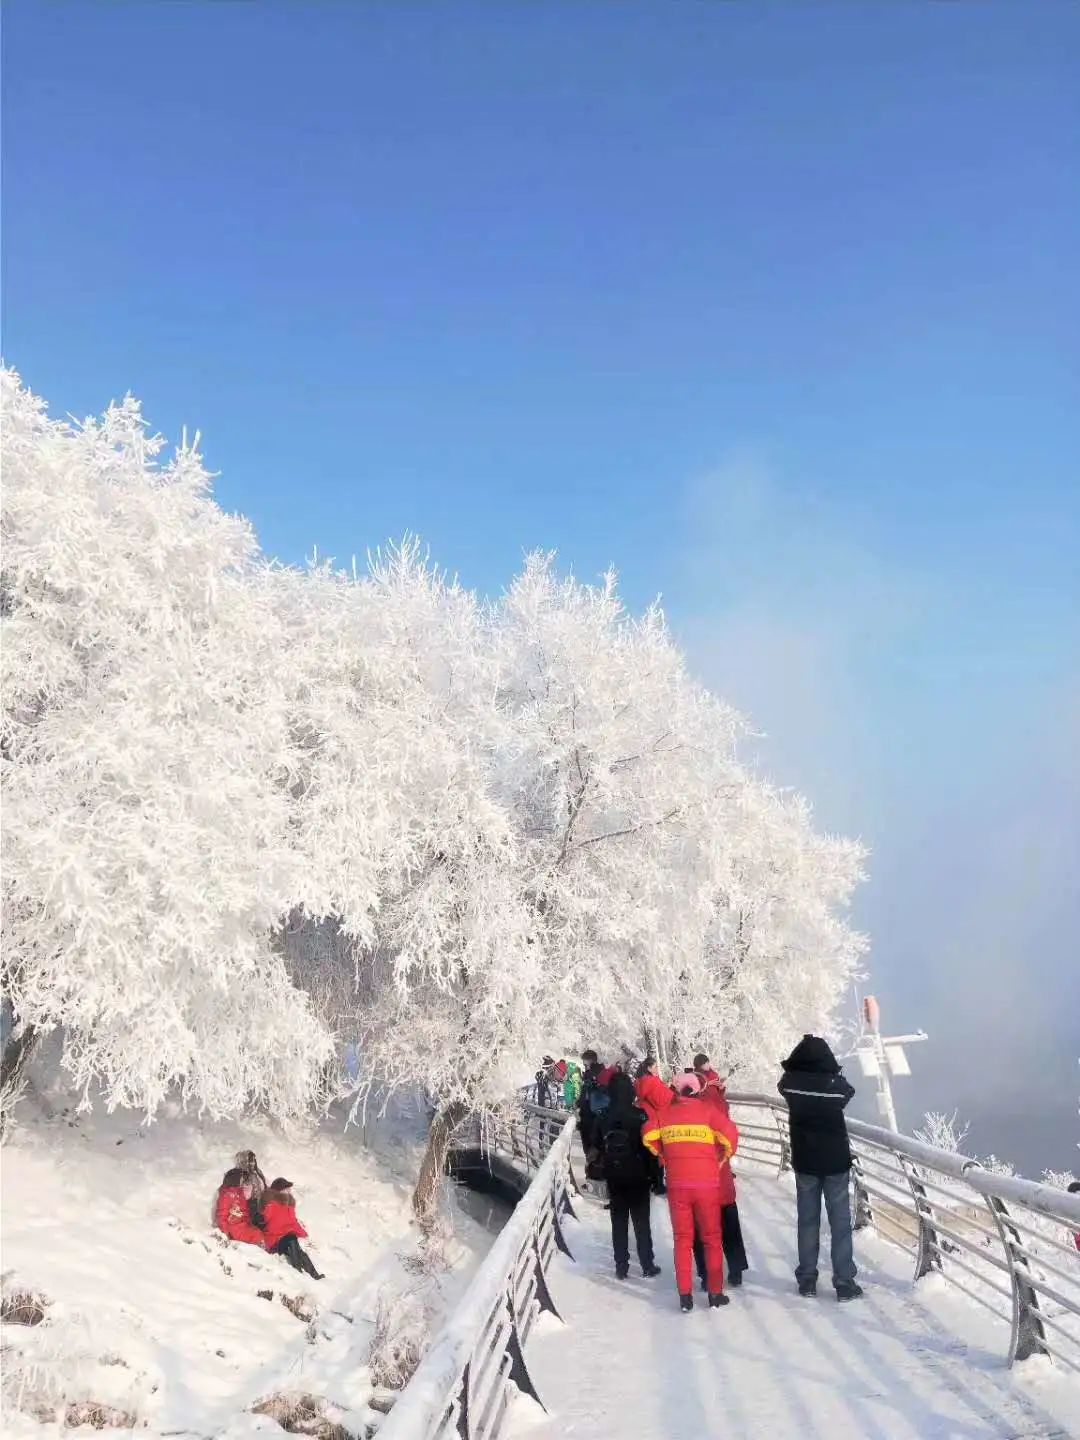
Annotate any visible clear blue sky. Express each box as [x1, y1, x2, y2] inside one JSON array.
[[4, 3, 1078, 1166]]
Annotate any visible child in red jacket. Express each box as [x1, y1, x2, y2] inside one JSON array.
[[262, 1179, 324, 1280], [215, 1168, 266, 1248]]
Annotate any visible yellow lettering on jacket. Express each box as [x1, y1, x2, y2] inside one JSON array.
[[659, 1124, 716, 1145]]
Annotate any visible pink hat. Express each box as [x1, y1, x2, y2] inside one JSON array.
[[675, 1072, 702, 1096]]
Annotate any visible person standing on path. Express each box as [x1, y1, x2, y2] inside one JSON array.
[[643, 1072, 738, 1312], [692, 1063, 749, 1288], [594, 1072, 662, 1280], [577, 1049, 605, 1154], [778, 1034, 863, 1301]]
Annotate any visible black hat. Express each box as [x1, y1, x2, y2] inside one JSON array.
[[270, 1177, 294, 1191]]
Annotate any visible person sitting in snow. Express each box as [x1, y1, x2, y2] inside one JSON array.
[[215, 1167, 267, 1247], [261, 1178, 324, 1280], [234, 1149, 268, 1222]]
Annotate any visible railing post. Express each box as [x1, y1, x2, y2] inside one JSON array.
[[772, 1104, 791, 1174], [454, 1362, 470, 1439], [851, 1152, 874, 1231], [898, 1157, 941, 1281], [978, 1182, 1049, 1365]]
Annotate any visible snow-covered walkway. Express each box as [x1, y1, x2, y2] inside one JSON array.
[[511, 1173, 1080, 1440]]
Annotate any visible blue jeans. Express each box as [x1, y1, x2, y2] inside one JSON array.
[[795, 1171, 857, 1287]]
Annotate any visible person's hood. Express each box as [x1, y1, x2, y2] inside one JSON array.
[[782, 1034, 841, 1074]]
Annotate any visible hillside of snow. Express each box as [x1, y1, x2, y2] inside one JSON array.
[[0, 1094, 491, 1439]]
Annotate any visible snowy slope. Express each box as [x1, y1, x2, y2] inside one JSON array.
[[510, 1173, 1080, 1440], [0, 1099, 488, 1439]]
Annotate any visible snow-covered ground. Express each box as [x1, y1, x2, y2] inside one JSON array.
[[1, 1097, 489, 1439], [511, 1172, 1080, 1439]]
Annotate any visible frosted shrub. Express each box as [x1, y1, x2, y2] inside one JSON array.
[[368, 1286, 431, 1390]]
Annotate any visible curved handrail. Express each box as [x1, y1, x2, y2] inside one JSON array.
[[379, 1110, 578, 1439], [726, 1091, 1080, 1370], [384, 1087, 1080, 1439]]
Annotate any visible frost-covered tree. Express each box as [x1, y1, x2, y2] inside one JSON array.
[[2, 369, 868, 1222], [1, 369, 331, 1116], [486, 556, 865, 1082], [270, 548, 542, 1213]]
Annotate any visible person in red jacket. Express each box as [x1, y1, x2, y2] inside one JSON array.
[[634, 1059, 673, 1120], [693, 1053, 727, 1106], [262, 1178, 324, 1280], [634, 1059, 672, 1195], [215, 1168, 267, 1247], [643, 1072, 738, 1311]]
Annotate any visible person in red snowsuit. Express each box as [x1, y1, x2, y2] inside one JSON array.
[[215, 1168, 266, 1247], [643, 1073, 738, 1310], [262, 1178, 323, 1280]]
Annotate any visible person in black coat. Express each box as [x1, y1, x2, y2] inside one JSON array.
[[778, 1035, 862, 1300], [594, 1072, 661, 1280], [577, 1049, 604, 1153]]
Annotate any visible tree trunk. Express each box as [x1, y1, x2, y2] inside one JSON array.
[[412, 1101, 470, 1222], [1, 1021, 38, 1098]]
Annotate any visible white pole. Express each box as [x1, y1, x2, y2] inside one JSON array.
[[862, 995, 899, 1131], [873, 1029, 899, 1132]]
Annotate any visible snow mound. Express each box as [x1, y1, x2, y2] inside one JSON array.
[[1, 1101, 486, 1439]]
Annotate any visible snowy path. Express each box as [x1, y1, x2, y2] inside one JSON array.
[[510, 1173, 1080, 1440]]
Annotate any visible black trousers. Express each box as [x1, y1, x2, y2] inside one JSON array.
[[694, 1203, 748, 1283], [272, 1233, 321, 1279], [608, 1180, 655, 1271]]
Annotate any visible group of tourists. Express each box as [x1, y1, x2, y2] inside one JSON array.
[[573, 1035, 864, 1311], [534, 1055, 583, 1111], [213, 1149, 324, 1281]]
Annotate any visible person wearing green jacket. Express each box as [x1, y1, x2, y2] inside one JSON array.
[[563, 1059, 583, 1109]]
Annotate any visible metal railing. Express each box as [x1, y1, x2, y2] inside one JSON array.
[[725, 1092, 1080, 1372], [519, 1077, 571, 1112], [384, 1088, 1080, 1440], [379, 1108, 578, 1440]]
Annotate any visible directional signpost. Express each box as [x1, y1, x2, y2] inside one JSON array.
[[850, 994, 927, 1133]]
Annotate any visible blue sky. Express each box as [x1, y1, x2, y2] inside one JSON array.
[[4, 3, 1078, 1167]]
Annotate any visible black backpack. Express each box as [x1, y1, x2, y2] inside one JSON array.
[[602, 1120, 645, 1182]]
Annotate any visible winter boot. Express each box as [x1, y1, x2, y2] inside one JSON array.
[[615, 1265, 629, 1280], [798, 1280, 817, 1298], [835, 1282, 864, 1302], [727, 1270, 744, 1288], [679, 1293, 694, 1312], [642, 1263, 661, 1278], [708, 1292, 730, 1308]]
